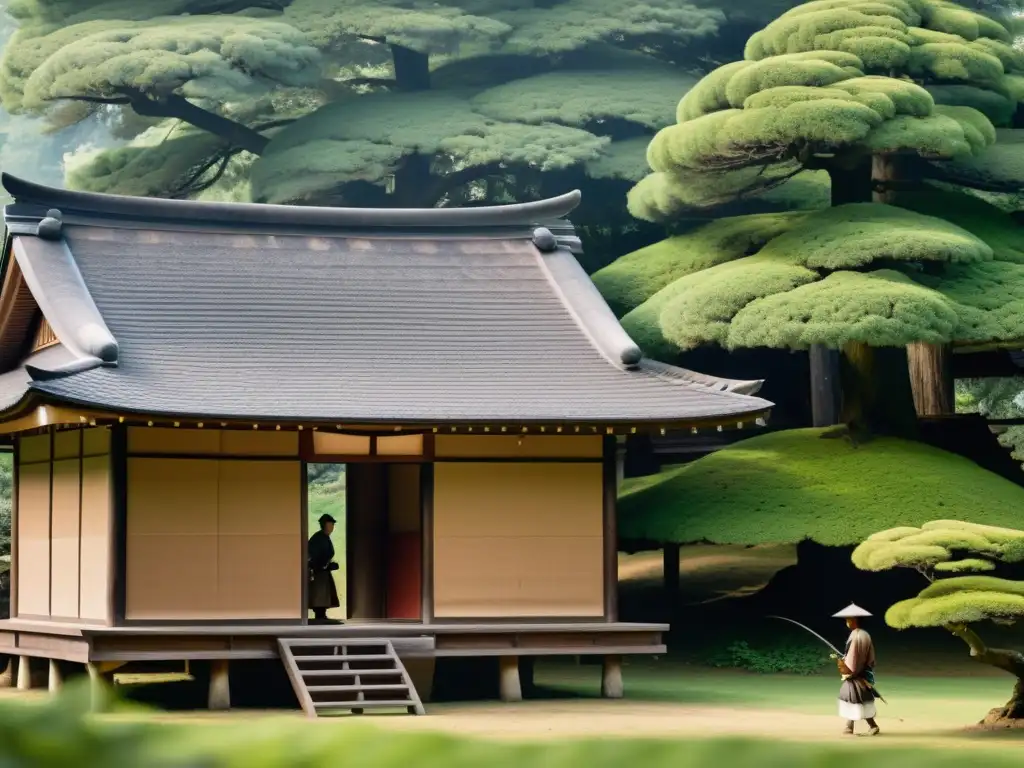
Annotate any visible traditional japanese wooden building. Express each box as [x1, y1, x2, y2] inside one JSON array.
[[0, 174, 771, 715]]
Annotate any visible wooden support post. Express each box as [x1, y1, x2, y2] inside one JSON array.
[[48, 660, 62, 694], [208, 660, 231, 711], [86, 663, 105, 712], [16, 656, 32, 691], [0, 657, 12, 688], [499, 656, 522, 703], [601, 655, 624, 699]]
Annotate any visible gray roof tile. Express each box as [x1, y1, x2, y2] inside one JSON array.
[[1, 176, 772, 425]]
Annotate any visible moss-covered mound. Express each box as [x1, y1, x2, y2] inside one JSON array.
[[618, 428, 1024, 547]]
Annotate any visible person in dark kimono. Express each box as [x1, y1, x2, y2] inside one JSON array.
[[308, 513, 341, 623], [834, 603, 880, 736]]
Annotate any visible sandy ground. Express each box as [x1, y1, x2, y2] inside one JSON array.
[[57, 697, 1013, 751]]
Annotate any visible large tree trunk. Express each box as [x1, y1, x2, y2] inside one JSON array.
[[872, 155, 956, 415], [839, 342, 918, 436], [388, 44, 433, 206], [871, 154, 917, 205], [906, 342, 955, 416], [826, 157, 873, 205], [947, 624, 1024, 721], [390, 44, 431, 91], [809, 345, 841, 426]]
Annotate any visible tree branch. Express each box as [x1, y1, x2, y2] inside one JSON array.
[[946, 623, 1024, 675], [423, 162, 504, 206], [125, 92, 270, 155]]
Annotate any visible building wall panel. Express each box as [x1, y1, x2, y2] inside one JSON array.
[[16, 460, 51, 617], [79, 455, 112, 622], [49, 458, 81, 619], [432, 462, 604, 618], [125, 457, 301, 620], [217, 460, 301, 619]]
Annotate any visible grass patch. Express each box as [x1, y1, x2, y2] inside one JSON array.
[[536, 658, 1017, 723], [619, 428, 1024, 546]]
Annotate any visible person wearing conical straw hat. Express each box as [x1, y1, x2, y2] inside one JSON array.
[[833, 603, 880, 736]]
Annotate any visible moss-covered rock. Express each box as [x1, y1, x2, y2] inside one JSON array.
[[618, 428, 1024, 546]]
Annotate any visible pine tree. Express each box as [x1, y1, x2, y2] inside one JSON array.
[[0, 0, 784, 267], [597, 0, 1024, 432], [853, 519, 1024, 723]]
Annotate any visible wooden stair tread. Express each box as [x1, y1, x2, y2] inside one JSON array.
[[299, 668, 401, 677], [294, 659, 397, 663], [307, 683, 409, 692], [314, 699, 417, 709]]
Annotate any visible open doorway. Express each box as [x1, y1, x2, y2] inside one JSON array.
[[306, 462, 424, 623], [307, 463, 347, 620]]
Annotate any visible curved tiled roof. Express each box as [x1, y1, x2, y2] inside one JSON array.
[[0, 175, 771, 427]]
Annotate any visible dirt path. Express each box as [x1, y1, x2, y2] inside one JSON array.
[[7, 687, 1021, 751], [134, 699, 1020, 750]]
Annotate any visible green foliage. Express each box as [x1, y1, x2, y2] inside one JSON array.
[[887, 575, 1024, 628], [626, 163, 828, 218], [0, 681, 171, 766], [852, 520, 1024, 631], [631, 0, 1022, 224], [250, 90, 608, 204], [1, 0, 734, 212], [895, 187, 1024, 262], [591, 212, 808, 317], [956, 376, 1024, 465], [612, 200, 1016, 354], [930, 128, 1024, 194], [707, 639, 832, 675], [759, 202, 993, 268], [934, 558, 997, 572], [927, 84, 1019, 126], [722, 268, 960, 348], [1, 9, 321, 111], [618, 428, 1024, 546], [471, 67, 692, 131]]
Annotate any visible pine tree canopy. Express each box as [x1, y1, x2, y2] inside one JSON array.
[[629, 0, 1023, 222], [0, 0, 735, 218], [850, 520, 1024, 629], [596, 190, 1024, 355]]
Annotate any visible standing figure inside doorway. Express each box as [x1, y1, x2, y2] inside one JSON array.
[[834, 603, 880, 736], [308, 513, 341, 623]]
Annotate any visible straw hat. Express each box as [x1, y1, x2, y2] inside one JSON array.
[[832, 603, 872, 618]]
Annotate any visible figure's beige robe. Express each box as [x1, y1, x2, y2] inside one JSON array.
[[838, 628, 877, 721]]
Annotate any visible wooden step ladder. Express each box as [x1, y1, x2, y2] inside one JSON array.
[[278, 638, 426, 717]]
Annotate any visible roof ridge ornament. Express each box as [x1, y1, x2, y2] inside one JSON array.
[[532, 227, 558, 252], [36, 208, 63, 240]]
